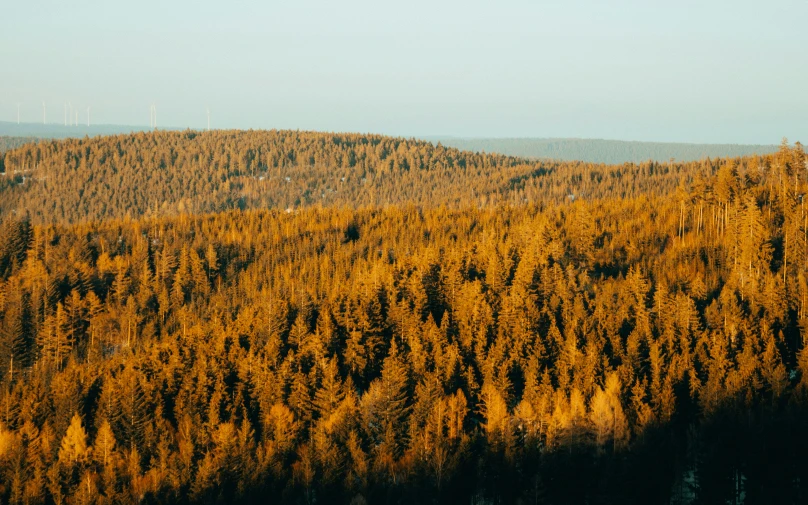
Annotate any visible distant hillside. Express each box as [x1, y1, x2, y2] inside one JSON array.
[[3, 124, 782, 165], [432, 137, 779, 164], [0, 129, 783, 224]]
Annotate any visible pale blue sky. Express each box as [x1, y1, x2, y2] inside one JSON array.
[[2, 0, 806, 143]]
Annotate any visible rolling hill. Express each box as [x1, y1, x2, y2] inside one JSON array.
[[0, 129, 806, 504], [0, 129, 759, 224], [0, 121, 782, 164]]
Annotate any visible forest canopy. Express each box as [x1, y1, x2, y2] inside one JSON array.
[[0, 132, 806, 504], [0, 130, 779, 224]]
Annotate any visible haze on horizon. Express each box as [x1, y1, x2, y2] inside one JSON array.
[[2, 0, 806, 145]]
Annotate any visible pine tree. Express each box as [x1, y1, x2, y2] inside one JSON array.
[[313, 357, 345, 421], [359, 343, 410, 454], [480, 380, 510, 448], [589, 373, 628, 450], [93, 419, 117, 470], [58, 413, 88, 465]]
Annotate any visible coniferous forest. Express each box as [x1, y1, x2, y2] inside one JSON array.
[[0, 130, 807, 504]]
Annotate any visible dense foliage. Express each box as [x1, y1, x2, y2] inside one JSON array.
[[0, 130, 770, 224], [436, 137, 779, 164], [0, 133, 806, 504]]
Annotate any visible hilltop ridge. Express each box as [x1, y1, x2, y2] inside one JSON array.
[[0, 129, 776, 224], [0, 120, 780, 164]]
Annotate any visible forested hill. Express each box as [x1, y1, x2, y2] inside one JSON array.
[[0, 129, 789, 224], [0, 143, 807, 503], [433, 137, 779, 164]]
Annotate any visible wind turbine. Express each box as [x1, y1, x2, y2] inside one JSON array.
[[16, 103, 20, 125], [42, 101, 46, 124], [206, 106, 210, 131], [64, 103, 67, 126], [86, 106, 91, 127], [75, 110, 78, 127], [69, 102, 73, 126]]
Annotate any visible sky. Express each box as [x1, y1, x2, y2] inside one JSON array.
[[1, 0, 806, 144]]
